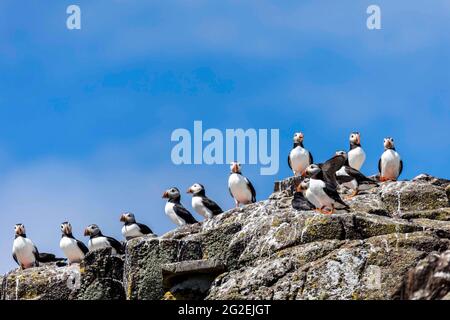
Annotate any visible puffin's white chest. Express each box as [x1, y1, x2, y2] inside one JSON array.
[[228, 174, 253, 204], [289, 147, 310, 175], [122, 224, 143, 239], [348, 147, 366, 171], [192, 196, 212, 219], [305, 179, 331, 208], [88, 237, 117, 254], [13, 237, 36, 267], [336, 167, 358, 190], [381, 149, 401, 179], [165, 202, 185, 226], [60, 237, 85, 263]]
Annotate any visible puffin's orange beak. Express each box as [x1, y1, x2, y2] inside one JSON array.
[[120, 214, 126, 222], [301, 170, 307, 177], [231, 164, 238, 173], [187, 188, 192, 194], [162, 191, 169, 199], [84, 228, 90, 236], [356, 135, 361, 145]]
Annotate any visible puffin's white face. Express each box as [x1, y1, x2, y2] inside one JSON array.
[[293, 132, 304, 143], [297, 179, 310, 192], [304, 164, 320, 177], [120, 212, 135, 223], [350, 132, 361, 145], [187, 183, 203, 194], [84, 224, 100, 237], [335, 150, 348, 159], [162, 187, 180, 199], [15, 224, 26, 236], [230, 162, 242, 173], [384, 137, 395, 149], [61, 222, 72, 235]]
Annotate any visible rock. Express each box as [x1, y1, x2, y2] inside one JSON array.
[[123, 236, 202, 300], [410, 219, 450, 239], [77, 248, 125, 300], [1, 263, 80, 300], [162, 260, 226, 300], [380, 181, 448, 214], [396, 250, 450, 300], [398, 208, 450, 221]]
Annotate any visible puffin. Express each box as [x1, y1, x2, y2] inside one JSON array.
[[120, 212, 155, 240], [292, 183, 316, 211], [335, 154, 379, 198], [378, 137, 403, 182], [303, 151, 347, 189], [297, 178, 349, 214], [288, 132, 314, 176], [12, 224, 62, 269], [84, 224, 124, 254], [60, 222, 89, 265], [163, 187, 198, 226], [187, 183, 223, 219], [348, 132, 366, 171], [228, 162, 256, 207]]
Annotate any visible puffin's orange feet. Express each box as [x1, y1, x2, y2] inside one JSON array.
[[319, 206, 334, 215], [345, 190, 359, 200]]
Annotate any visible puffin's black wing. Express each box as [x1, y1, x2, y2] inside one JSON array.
[[228, 186, 234, 199], [33, 245, 40, 262], [292, 192, 315, 211], [288, 154, 292, 170], [321, 156, 345, 188], [174, 204, 198, 224], [378, 158, 382, 175], [201, 197, 223, 215], [38, 253, 64, 263], [323, 183, 349, 208], [399, 160, 404, 177], [76, 239, 89, 255], [136, 223, 153, 235], [344, 166, 376, 184], [12, 253, 19, 266], [106, 236, 124, 254], [336, 174, 355, 184], [308, 151, 314, 165], [245, 177, 257, 203]]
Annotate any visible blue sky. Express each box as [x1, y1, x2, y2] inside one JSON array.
[[0, 0, 449, 273]]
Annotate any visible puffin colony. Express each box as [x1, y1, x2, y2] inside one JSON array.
[[12, 130, 404, 271]]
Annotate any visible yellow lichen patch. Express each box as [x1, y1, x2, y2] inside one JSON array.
[[163, 291, 176, 300]]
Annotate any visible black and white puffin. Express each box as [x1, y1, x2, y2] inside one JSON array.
[[288, 132, 314, 176], [12, 223, 40, 269], [348, 132, 366, 171], [12, 224, 62, 269], [163, 187, 198, 226], [292, 183, 316, 211], [379, 137, 403, 182], [303, 151, 347, 189], [120, 212, 155, 240], [187, 183, 223, 219], [60, 222, 89, 265], [335, 152, 379, 198], [228, 162, 256, 207], [84, 224, 124, 254], [297, 177, 349, 214]]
